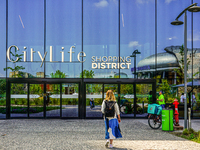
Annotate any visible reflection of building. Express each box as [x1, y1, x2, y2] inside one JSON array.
[[36, 72, 44, 78], [9, 71, 34, 78], [135, 46, 200, 84], [93, 71, 128, 78]]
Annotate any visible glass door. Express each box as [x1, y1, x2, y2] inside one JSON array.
[[46, 83, 61, 118], [29, 84, 44, 117], [119, 84, 134, 117], [86, 84, 103, 118], [62, 83, 79, 118], [136, 83, 152, 118], [10, 83, 28, 118]]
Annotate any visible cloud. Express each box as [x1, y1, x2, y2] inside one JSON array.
[[165, 0, 176, 4], [136, 0, 154, 4], [167, 36, 177, 40], [129, 41, 141, 47], [94, 0, 108, 7]]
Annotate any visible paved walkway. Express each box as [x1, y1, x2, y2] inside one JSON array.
[[0, 119, 200, 150]]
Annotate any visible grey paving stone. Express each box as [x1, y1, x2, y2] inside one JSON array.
[[0, 119, 199, 150]]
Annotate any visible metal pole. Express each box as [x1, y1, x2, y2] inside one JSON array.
[[184, 11, 188, 129], [134, 56, 136, 79], [188, 108, 191, 129]]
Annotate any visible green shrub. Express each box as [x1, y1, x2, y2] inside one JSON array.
[[188, 128, 195, 134], [183, 129, 189, 135]]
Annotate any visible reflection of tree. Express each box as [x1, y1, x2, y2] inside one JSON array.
[[80, 70, 94, 78], [156, 77, 172, 103], [11, 84, 26, 105], [30, 84, 43, 105], [4, 46, 25, 78], [50, 70, 66, 78], [173, 45, 199, 83]]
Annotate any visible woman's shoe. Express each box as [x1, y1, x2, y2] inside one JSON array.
[[109, 144, 113, 148], [105, 140, 109, 148]]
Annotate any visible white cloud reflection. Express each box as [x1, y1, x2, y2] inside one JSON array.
[[129, 41, 141, 47], [94, 0, 108, 7], [165, 0, 176, 4]]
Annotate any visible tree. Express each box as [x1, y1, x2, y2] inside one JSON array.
[[80, 70, 94, 78], [4, 46, 25, 78], [50, 70, 66, 78], [174, 45, 191, 83]]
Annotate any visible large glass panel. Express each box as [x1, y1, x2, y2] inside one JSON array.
[[83, 0, 119, 78], [86, 84, 103, 118], [7, 0, 44, 78], [62, 83, 78, 117], [157, 0, 192, 102], [120, 0, 155, 79], [120, 84, 134, 117], [0, 79, 6, 118], [10, 83, 28, 118], [192, 0, 200, 118], [136, 84, 152, 118], [46, 84, 60, 117], [0, 0, 6, 77], [29, 84, 44, 117], [46, 0, 82, 78]]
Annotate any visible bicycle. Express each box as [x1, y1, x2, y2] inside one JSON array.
[[148, 113, 162, 129], [120, 102, 142, 114]]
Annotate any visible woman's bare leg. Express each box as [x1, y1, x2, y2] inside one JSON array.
[[110, 139, 113, 144]]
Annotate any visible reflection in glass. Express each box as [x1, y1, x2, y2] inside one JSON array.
[[0, 79, 6, 118], [120, 84, 134, 117], [10, 83, 28, 117], [46, 84, 60, 117], [120, 0, 155, 78], [136, 84, 152, 118], [86, 84, 103, 118], [62, 83, 78, 117], [83, 0, 119, 78], [29, 84, 44, 117]]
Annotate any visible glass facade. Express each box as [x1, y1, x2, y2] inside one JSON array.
[[0, 0, 200, 119]]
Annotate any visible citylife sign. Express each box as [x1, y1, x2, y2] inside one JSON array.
[[7, 45, 131, 69]]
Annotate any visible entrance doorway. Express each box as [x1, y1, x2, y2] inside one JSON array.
[[84, 79, 156, 119], [8, 79, 80, 118], [7, 78, 156, 119]]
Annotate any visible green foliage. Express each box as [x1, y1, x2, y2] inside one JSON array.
[[4, 46, 25, 78], [188, 128, 195, 134], [0, 79, 6, 94], [50, 70, 66, 78], [80, 70, 94, 78], [183, 128, 189, 135], [156, 78, 173, 103]]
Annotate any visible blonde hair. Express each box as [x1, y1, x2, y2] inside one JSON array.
[[105, 90, 116, 101]]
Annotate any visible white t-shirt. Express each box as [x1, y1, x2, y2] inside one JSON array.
[[180, 95, 184, 103]]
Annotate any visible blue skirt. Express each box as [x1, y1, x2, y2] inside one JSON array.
[[104, 118, 122, 139]]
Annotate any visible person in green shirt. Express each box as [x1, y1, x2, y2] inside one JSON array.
[[157, 91, 165, 108], [148, 91, 153, 104]]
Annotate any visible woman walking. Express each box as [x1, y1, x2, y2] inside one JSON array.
[[101, 90, 122, 148]]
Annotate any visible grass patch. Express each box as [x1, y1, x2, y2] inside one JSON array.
[[171, 128, 200, 143]]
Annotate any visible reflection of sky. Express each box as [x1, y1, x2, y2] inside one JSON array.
[[0, 0, 200, 77]]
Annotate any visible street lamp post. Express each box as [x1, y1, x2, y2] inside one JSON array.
[[130, 49, 141, 118], [130, 49, 141, 79], [171, 3, 200, 129]]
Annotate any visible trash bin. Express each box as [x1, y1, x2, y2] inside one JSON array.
[[162, 108, 173, 131]]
